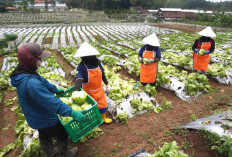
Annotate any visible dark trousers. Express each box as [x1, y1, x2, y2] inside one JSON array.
[[38, 121, 68, 143], [141, 82, 156, 86]]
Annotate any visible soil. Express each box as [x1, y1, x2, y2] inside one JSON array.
[[0, 90, 19, 157], [0, 25, 232, 157], [75, 77, 231, 157], [49, 49, 76, 85]]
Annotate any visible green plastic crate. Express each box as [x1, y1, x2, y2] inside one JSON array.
[[57, 86, 103, 142]]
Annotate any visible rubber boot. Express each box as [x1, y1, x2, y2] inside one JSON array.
[[101, 113, 112, 123], [57, 141, 78, 157], [40, 140, 58, 157]]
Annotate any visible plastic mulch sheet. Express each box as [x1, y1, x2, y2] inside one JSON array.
[[1, 57, 17, 72], [116, 42, 136, 50], [181, 110, 232, 137], [127, 148, 152, 157], [213, 71, 232, 85], [107, 91, 159, 119], [23, 130, 38, 149], [99, 45, 129, 57], [161, 76, 202, 102]]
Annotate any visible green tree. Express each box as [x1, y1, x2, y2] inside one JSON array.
[[51, 0, 56, 11], [29, 0, 35, 7], [130, 0, 137, 6], [0, 34, 18, 56], [0, 39, 8, 53], [62, 0, 232, 12], [96, 0, 104, 10], [22, 0, 28, 10], [4, 34, 18, 52], [121, 0, 131, 9], [0, 3, 6, 12], [45, 0, 48, 11]]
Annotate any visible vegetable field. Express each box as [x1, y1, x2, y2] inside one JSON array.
[[0, 23, 178, 51], [0, 23, 232, 157], [0, 13, 154, 25]]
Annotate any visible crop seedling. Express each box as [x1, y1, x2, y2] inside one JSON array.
[[172, 127, 188, 136], [160, 98, 172, 110], [111, 143, 122, 153], [115, 112, 129, 124], [182, 132, 193, 151], [4, 97, 17, 107], [190, 114, 197, 121], [202, 130, 232, 156], [152, 141, 188, 157], [2, 123, 12, 131], [213, 109, 223, 114]]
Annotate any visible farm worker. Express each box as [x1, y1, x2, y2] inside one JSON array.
[[10, 43, 84, 157], [74, 42, 112, 123], [192, 26, 216, 74], [139, 33, 161, 86]]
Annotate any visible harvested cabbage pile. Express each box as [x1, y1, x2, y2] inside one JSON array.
[[60, 90, 92, 123]]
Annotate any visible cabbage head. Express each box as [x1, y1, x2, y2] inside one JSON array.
[[143, 58, 149, 64], [81, 103, 92, 110], [60, 97, 71, 106], [72, 91, 87, 104], [71, 105, 82, 111], [199, 49, 205, 55]]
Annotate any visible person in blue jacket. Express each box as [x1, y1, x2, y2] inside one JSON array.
[[10, 43, 83, 157]]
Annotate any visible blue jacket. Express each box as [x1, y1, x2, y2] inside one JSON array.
[[11, 73, 72, 129], [76, 61, 104, 83], [139, 45, 161, 59]]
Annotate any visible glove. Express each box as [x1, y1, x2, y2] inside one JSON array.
[[194, 49, 199, 53], [69, 109, 84, 122], [205, 50, 210, 54], [105, 85, 110, 96], [74, 79, 83, 91], [56, 89, 64, 94], [154, 58, 160, 63], [138, 57, 143, 63]]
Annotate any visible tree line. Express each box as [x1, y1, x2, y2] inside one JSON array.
[[1, 0, 232, 12], [61, 0, 232, 11], [185, 12, 232, 28]]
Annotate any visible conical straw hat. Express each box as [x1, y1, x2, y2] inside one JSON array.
[[198, 26, 216, 38], [74, 42, 100, 58], [142, 33, 160, 47]]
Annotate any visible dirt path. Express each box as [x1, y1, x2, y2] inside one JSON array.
[[0, 56, 20, 156], [50, 49, 76, 84], [0, 90, 19, 157]]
